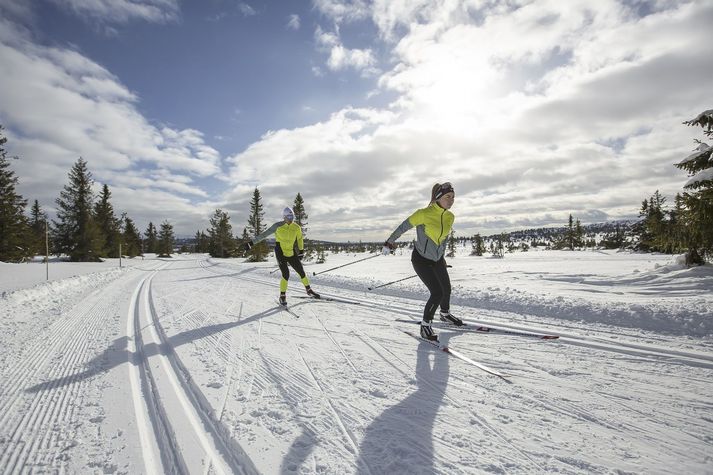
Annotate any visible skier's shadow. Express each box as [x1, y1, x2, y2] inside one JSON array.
[[355, 334, 451, 474]]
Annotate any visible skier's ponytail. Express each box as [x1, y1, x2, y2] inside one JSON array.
[[429, 183, 441, 205]]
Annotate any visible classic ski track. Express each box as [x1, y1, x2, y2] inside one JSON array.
[[0, 268, 149, 474], [158, 261, 354, 468], [128, 271, 186, 475], [136, 267, 261, 475]]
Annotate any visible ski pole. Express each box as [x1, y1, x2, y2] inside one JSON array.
[[312, 253, 380, 276], [368, 274, 418, 290]]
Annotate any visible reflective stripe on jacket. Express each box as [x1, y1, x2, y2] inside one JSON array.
[[254, 221, 304, 257], [386, 203, 454, 262]]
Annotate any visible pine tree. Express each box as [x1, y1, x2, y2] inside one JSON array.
[[52, 158, 103, 261], [315, 243, 326, 264], [194, 230, 210, 253], [492, 234, 505, 258], [246, 187, 268, 261], [121, 213, 142, 257], [293, 192, 308, 234], [635, 191, 667, 252], [600, 224, 626, 249], [675, 110, 713, 264], [28, 199, 48, 258], [238, 228, 250, 257], [144, 222, 158, 254], [94, 184, 120, 258], [566, 214, 576, 250], [446, 229, 456, 257], [574, 218, 584, 249], [470, 234, 485, 256], [157, 220, 175, 257], [208, 209, 235, 258], [0, 127, 31, 262]]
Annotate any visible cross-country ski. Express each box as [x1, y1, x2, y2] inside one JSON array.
[[402, 330, 510, 380], [395, 318, 560, 339]]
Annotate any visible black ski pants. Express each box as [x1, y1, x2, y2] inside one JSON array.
[[275, 245, 306, 282], [411, 249, 451, 323]]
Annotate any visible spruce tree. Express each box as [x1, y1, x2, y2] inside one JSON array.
[[0, 127, 31, 262], [194, 231, 201, 253], [208, 209, 235, 258], [157, 220, 175, 257], [293, 192, 308, 233], [29, 200, 48, 257], [676, 110, 713, 264], [121, 213, 142, 257], [246, 187, 268, 261], [94, 184, 120, 258], [293, 193, 313, 259], [52, 157, 103, 261], [634, 191, 666, 252], [470, 234, 485, 256], [144, 222, 158, 254], [446, 229, 456, 257], [238, 227, 250, 258], [574, 218, 584, 249]]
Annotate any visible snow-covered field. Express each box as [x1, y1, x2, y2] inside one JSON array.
[[1, 249, 712, 474]]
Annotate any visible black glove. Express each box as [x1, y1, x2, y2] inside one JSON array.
[[298, 249, 305, 260], [384, 241, 396, 250], [241, 241, 253, 252]]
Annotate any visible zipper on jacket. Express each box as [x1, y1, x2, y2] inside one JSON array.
[[437, 208, 446, 244]]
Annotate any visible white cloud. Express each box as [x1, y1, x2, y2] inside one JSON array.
[[47, 0, 180, 24], [315, 25, 377, 74], [4, 1, 711, 239], [231, 0, 711, 239], [0, 18, 221, 233], [287, 14, 301, 30], [312, 0, 370, 24], [238, 2, 256, 17]]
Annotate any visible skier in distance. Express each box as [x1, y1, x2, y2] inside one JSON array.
[[242, 206, 320, 306], [382, 182, 462, 341]]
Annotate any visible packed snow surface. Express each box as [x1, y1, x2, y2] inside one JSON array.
[[0, 249, 712, 474]]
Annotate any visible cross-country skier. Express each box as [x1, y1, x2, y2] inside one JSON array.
[[242, 206, 320, 306], [383, 182, 462, 341]]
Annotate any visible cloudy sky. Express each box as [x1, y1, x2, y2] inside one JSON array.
[[0, 0, 711, 240]]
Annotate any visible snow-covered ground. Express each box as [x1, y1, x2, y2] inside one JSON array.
[[0, 249, 712, 474]]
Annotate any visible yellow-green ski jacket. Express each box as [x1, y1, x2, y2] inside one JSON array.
[[386, 203, 454, 261], [254, 221, 304, 257]]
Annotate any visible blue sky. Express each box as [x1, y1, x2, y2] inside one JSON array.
[[1, 0, 711, 240]]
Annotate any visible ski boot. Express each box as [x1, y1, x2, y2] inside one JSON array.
[[439, 311, 463, 326], [279, 292, 287, 306], [306, 286, 321, 299], [420, 321, 438, 341]]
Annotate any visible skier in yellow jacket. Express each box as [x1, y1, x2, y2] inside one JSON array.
[[383, 182, 461, 341], [243, 207, 320, 306]]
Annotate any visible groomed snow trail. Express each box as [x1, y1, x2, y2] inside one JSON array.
[[0, 255, 711, 474]]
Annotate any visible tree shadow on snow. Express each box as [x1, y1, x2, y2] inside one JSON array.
[[24, 304, 290, 394], [355, 334, 451, 475]]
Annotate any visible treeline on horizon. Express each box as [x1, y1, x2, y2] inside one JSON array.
[[1, 109, 711, 265]]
